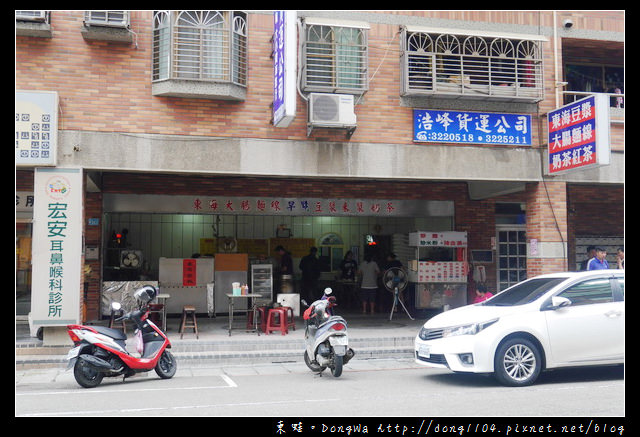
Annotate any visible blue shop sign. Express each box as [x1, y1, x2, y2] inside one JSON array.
[[413, 109, 532, 146]]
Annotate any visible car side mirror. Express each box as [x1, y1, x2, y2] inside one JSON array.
[[550, 296, 571, 310]]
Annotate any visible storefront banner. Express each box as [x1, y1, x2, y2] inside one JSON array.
[[31, 168, 83, 328], [16, 90, 58, 166], [414, 109, 532, 146], [409, 231, 468, 247], [546, 93, 611, 175], [104, 194, 454, 218]]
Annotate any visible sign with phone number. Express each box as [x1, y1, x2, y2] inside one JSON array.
[[413, 109, 532, 146]]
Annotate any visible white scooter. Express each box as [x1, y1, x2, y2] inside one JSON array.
[[301, 288, 354, 377]]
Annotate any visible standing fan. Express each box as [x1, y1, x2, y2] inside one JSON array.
[[382, 267, 414, 321]]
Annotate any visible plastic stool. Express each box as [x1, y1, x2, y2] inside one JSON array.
[[179, 305, 198, 339], [265, 307, 289, 335], [283, 306, 295, 331], [246, 305, 268, 332]]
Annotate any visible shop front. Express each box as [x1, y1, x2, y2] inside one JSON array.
[[99, 188, 459, 320]]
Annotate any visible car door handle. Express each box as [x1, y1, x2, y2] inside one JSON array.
[[604, 310, 623, 318]]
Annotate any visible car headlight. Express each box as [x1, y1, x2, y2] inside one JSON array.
[[442, 318, 499, 338]]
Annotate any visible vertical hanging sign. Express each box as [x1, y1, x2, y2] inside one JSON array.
[[272, 10, 297, 127], [31, 168, 83, 331], [547, 93, 610, 175], [183, 259, 197, 286]]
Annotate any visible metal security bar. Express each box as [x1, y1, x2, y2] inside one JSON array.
[[303, 24, 368, 94], [152, 11, 247, 86], [401, 29, 543, 102]]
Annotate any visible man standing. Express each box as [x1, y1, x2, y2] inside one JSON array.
[[587, 247, 610, 270], [299, 247, 321, 302]]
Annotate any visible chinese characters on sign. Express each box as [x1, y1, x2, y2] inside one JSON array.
[[547, 94, 610, 175], [192, 197, 399, 216], [16, 90, 58, 166], [414, 109, 531, 146], [32, 168, 82, 329], [409, 231, 468, 247]]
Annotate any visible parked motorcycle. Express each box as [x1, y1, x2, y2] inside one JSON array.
[[66, 285, 177, 388], [301, 290, 354, 377]]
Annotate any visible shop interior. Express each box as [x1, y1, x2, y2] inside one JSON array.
[[102, 212, 455, 318]]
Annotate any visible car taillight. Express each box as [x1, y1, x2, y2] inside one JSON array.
[[331, 323, 346, 331]]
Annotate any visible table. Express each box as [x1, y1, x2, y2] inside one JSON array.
[[225, 293, 262, 336]]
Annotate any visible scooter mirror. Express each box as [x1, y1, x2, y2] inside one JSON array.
[[111, 302, 122, 311]]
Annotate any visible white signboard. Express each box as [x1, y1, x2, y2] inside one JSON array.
[[272, 10, 297, 127], [31, 168, 83, 331], [16, 90, 58, 166]]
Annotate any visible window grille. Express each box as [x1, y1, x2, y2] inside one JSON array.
[[84, 11, 129, 28], [152, 10, 247, 86], [302, 23, 368, 94], [16, 10, 49, 23], [401, 28, 543, 102]]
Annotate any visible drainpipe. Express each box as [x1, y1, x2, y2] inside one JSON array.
[[553, 10, 560, 108]]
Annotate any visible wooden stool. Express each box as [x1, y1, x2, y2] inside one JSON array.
[[109, 308, 126, 333], [179, 305, 198, 339]]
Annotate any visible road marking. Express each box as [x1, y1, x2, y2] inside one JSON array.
[[16, 374, 237, 396], [17, 398, 339, 417]]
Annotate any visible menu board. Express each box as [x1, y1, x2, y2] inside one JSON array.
[[416, 261, 467, 283]]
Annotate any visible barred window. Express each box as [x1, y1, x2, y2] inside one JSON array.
[[302, 21, 368, 94], [152, 11, 247, 86], [401, 27, 544, 102]]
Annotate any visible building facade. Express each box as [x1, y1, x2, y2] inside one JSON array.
[[16, 11, 624, 328]]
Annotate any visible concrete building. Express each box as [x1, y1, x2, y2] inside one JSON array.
[[16, 11, 623, 334]]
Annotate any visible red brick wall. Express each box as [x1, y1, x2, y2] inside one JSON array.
[[16, 11, 625, 150]]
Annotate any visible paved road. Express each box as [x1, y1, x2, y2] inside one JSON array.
[[16, 359, 624, 419]]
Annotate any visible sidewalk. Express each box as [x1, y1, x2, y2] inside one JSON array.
[[16, 310, 428, 370]]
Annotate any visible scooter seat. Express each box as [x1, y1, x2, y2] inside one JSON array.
[[93, 325, 127, 340]]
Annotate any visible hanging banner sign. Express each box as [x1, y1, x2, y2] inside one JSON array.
[[414, 109, 531, 146], [105, 194, 455, 218], [272, 10, 297, 127], [547, 93, 610, 175], [31, 168, 83, 331]]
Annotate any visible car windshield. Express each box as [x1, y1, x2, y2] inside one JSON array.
[[485, 278, 566, 306]]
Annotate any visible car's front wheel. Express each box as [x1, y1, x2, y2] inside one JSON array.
[[494, 337, 541, 386]]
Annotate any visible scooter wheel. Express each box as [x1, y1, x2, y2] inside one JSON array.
[[330, 354, 343, 377], [155, 350, 177, 379], [74, 357, 104, 388]]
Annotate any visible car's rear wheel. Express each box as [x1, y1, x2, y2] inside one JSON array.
[[494, 337, 541, 386]]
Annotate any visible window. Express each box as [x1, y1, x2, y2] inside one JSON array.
[[565, 64, 624, 108], [401, 27, 544, 102], [557, 278, 614, 306], [318, 232, 344, 273], [302, 20, 368, 94], [152, 11, 247, 100]]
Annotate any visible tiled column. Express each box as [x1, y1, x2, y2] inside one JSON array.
[[525, 181, 568, 276]]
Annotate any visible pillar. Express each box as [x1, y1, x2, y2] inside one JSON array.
[[525, 181, 568, 276]]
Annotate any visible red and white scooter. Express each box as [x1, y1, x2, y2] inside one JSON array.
[[66, 285, 177, 388]]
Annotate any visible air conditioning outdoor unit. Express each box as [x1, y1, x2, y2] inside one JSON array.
[[308, 93, 357, 136]]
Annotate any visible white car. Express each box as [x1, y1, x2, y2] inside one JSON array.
[[414, 270, 624, 386]]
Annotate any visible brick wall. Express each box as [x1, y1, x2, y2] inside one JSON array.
[[16, 11, 625, 150]]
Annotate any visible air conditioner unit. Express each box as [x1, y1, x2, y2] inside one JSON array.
[[308, 93, 357, 128], [84, 11, 130, 28]]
